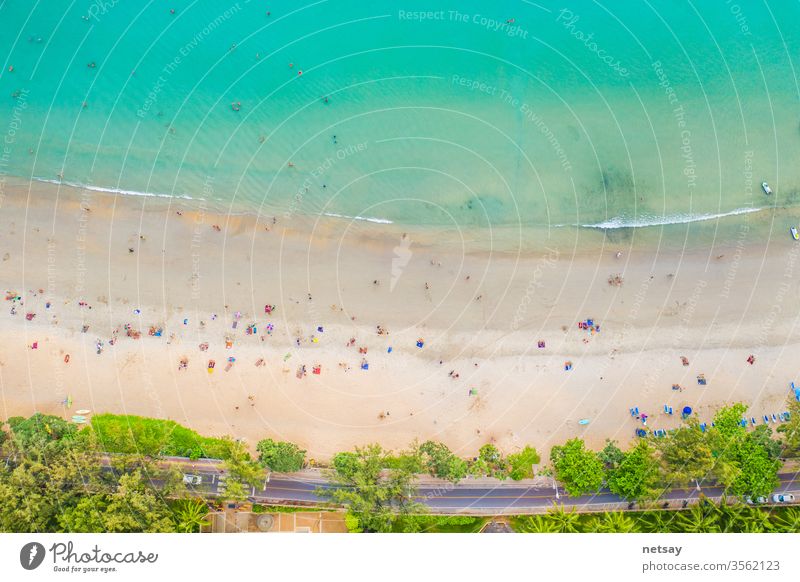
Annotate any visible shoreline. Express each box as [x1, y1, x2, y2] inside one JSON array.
[[1, 178, 799, 461]]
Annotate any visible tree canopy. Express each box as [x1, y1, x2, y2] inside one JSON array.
[[322, 444, 424, 532], [549, 438, 604, 496], [256, 439, 306, 472], [606, 441, 661, 501]]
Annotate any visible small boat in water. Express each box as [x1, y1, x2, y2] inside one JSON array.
[[762, 181, 773, 195], [791, 226, 799, 241]]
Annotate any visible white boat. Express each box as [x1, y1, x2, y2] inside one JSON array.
[[762, 181, 773, 195], [791, 226, 799, 241]]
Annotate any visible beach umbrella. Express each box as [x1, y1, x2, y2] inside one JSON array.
[[682, 406, 692, 417]]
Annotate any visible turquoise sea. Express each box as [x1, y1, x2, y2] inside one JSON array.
[[1, 1, 799, 232]]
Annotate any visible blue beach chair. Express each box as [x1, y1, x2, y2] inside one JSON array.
[[751, 417, 756, 425], [763, 415, 770, 424]]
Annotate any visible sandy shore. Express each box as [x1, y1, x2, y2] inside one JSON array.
[[1, 178, 799, 462]]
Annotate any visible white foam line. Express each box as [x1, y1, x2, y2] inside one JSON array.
[[322, 211, 393, 224], [575, 206, 764, 229], [32, 177, 196, 200]]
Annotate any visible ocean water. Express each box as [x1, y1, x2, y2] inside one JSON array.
[[1, 0, 799, 232]]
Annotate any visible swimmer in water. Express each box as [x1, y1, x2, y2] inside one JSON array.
[[88, 62, 96, 68]]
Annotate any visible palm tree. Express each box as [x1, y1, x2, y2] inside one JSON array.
[[640, 510, 680, 533], [774, 508, 800, 533], [710, 498, 749, 532], [742, 508, 775, 533], [172, 498, 210, 533], [516, 515, 560, 533], [585, 511, 639, 533], [676, 505, 720, 533], [545, 504, 581, 533]]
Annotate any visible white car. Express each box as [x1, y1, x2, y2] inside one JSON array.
[[772, 494, 795, 503], [183, 474, 202, 485], [745, 496, 767, 504]]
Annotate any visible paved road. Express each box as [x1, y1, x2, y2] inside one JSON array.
[[147, 456, 800, 515]]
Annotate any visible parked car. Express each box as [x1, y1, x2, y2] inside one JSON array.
[[772, 494, 795, 503], [745, 496, 767, 504], [183, 474, 202, 485]]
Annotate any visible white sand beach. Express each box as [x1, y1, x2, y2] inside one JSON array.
[[1, 178, 799, 461]]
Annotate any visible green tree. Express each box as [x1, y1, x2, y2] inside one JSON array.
[[726, 437, 780, 500], [606, 441, 661, 501], [706, 405, 780, 499], [550, 438, 604, 496], [585, 511, 639, 533], [57, 495, 111, 532], [418, 441, 467, 483], [256, 439, 306, 472], [6, 413, 78, 459], [515, 515, 560, 533], [103, 471, 175, 532], [172, 499, 210, 533], [777, 397, 800, 455], [0, 461, 55, 532], [543, 504, 581, 533], [507, 446, 540, 481], [749, 425, 783, 459], [468, 444, 510, 479], [597, 440, 624, 471], [657, 419, 714, 488], [775, 508, 800, 533], [321, 444, 424, 532], [676, 504, 720, 533], [639, 510, 678, 533], [220, 439, 264, 500]]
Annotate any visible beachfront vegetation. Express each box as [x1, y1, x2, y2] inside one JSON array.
[[172, 498, 212, 533], [655, 418, 714, 487], [256, 438, 306, 472], [550, 438, 605, 496], [320, 444, 425, 533], [0, 400, 793, 533], [777, 396, 800, 456], [220, 439, 264, 501], [507, 446, 541, 480], [392, 515, 486, 533], [513, 501, 800, 533], [606, 441, 661, 501], [546, 404, 783, 502], [468, 444, 511, 480], [379, 440, 537, 483], [418, 440, 468, 482], [89, 413, 232, 459], [0, 414, 211, 533]]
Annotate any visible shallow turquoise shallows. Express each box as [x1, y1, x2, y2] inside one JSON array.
[[1, 1, 799, 229]]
